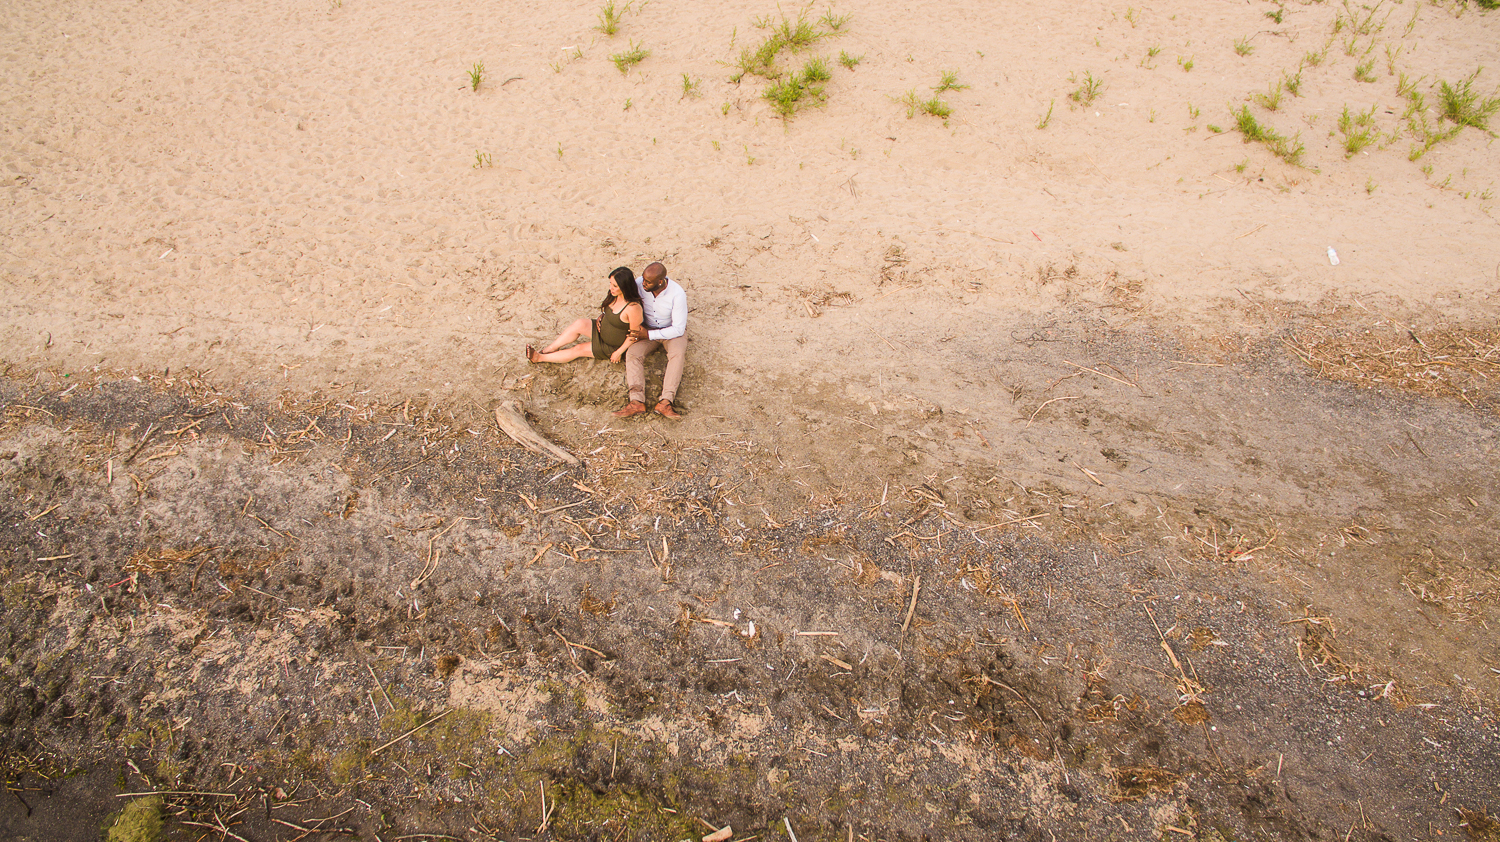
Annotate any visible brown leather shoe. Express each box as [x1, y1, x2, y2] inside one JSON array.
[[612, 400, 647, 418], [654, 399, 682, 419]]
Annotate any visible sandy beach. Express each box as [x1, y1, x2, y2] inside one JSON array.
[[5, 0, 1498, 400]]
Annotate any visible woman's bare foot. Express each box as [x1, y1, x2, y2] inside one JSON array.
[[525, 345, 537, 363]]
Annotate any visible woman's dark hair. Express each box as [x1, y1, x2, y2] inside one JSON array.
[[602, 266, 641, 309]]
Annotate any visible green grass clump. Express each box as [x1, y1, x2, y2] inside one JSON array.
[[733, 39, 781, 80], [735, 36, 788, 80], [1404, 88, 1461, 160], [1384, 44, 1403, 76], [1235, 105, 1269, 141], [468, 62, 484, 91], [1438, 69, 1500, 131], [921, 96, 952, 118], [900, 71, 968, 119], [1234, 36, 1255, 57], [1397, 72, 1423, 99], [611, 41, 649, 74], [772, 13, 822, 49], [1233, 105, 1305, 165], [1336, 0, 1387, 36], [681, 73, 700, 99], [899, 90, 920, 118], [935, 70, 968, 93], [764, 60, 831, 117], [1283, 70, 1303, 97], [1254, 81, 1284, 111], [801, 56, 832, 83], [1037, 99, 1054, 129], [901, 89, 950, 119], [1354, 57, 1378, 82], [732, 9, 851, 82], [1272, 135, 1305, 166], [1338, 104, 1379, 156], [733, 9, 853, 109], [596, 0, 625, 36], [763, 76, 810, 116], [821, 9, 852, 31], [1069, 71, 1104, 106]]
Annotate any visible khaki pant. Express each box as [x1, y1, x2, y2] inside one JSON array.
[[625, 334, 687, 404]]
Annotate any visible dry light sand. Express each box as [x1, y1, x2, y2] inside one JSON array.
[[4, 0, 1498, 405]]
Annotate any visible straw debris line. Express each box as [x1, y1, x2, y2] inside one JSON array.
[[1401, 562, 1500, 624], [1285, 325, 1500, 409]]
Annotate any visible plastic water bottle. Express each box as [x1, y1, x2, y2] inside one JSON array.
[[1327, 247, 1340, 266]]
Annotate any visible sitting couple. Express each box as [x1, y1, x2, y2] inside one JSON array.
[[526, 261, 686, 419]]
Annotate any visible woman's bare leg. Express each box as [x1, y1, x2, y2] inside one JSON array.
[[530, 341, 597, 363], [540, 318, 592, 354]]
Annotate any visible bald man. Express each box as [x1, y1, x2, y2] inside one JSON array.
[[612, 261, 687, 419]]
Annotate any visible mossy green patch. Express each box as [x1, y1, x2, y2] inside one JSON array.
[[105, 795, 164, 842], [423, 707, 494, 775], [329, 746, 369, 784], [547, 780, 703, 840], [153, 757, 185, 784], [378, 699, 422, 735], [122, 719, 173, 757]]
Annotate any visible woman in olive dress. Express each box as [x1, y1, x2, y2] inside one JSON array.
[[526, 267, 643, 365]]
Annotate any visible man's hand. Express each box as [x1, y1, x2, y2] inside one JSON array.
[[628, 326, 649, 340]]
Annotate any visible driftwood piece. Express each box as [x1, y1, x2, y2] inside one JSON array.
[[494, 400, 579, 466]]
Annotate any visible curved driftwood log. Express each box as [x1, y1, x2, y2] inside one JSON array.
[[493, 400, 580, 466]]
